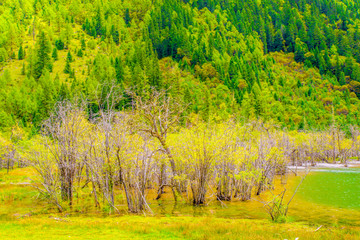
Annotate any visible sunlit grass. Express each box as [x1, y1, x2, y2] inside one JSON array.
[[0, 167, 35, 184], [0, 216, 359, 240], [2, 24, 99, 86]]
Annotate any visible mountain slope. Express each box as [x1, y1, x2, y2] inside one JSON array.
[[0, 0, 360, 131]]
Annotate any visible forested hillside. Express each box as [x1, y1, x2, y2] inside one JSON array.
[[2, 2, 360, 236], [1, 0, 360, 132]]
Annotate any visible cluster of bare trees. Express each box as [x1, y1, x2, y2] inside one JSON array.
[[31, 91, 183, 213], [32, 98, 155, 213], [0, 144, 17, 172], [0, 127, 27, 172], [285, 125, 360, 167], [29, 91, 360, 213]]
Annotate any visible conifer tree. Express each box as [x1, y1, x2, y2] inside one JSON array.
[[115, 57, 124, 84], [21, 62, 25, 75], [274, 30, 284, 51], [33, 32, 51, 80], [67, 51, 73, 62], [18, 45, 24, 60], [339, 72, 346, 86], [294, 38, 306, 62], [64, 54, 72, 74], [111, 25, 119, 45], [52, 48, 58, 60], [125, 9, 131, 27], [55, 39, 64, 50], [77, 49, 83, 57], [81, 38, 86, 50]]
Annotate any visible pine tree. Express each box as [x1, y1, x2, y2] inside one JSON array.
[[125, 8, 131, 27], [18, 45, 24, 60], [33, 31, 51, 79], [52, 48, 58, 60], [115, 57, 124, 84], [344, 57, 354, 76], [338, 36, 351, 56], [59, 82, 70, 100], [21, 62, 25, 75], [339, 72, 346, 85], [81, 38, 86, 50], [294, 38, 306, 62], [274, 30, 284, 51], [64, 54, 71, 74], [91, 25, 97, 38], [77, 48, 83, 57], [67, 51, 73, 62], [111, 25, 119, 45], [318, 54, 326, 75], [149, 57, 161, 88], [55, 39, 64, 50], [284, 24, 295, 52]]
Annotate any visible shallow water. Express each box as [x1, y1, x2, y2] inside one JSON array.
[[1, 167, 360, 227], [297, 168, 360, 210], [144, 169, 360, 226]]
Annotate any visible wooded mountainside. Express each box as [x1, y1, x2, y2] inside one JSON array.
[[1, 0, 360, 132]]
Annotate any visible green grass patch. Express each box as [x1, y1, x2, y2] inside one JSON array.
[[0, 216, 359, 240]]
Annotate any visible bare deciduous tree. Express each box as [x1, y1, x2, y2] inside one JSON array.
[[131, 90, 186, 201], [42, 101, 88, 207]]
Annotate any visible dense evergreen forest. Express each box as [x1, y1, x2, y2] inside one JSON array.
[[1, 0, 360, 133]]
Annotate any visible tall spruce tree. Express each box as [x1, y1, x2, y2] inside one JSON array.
[[52, 48, 58, 60], [18, 45, 24, 60], [64, 52, 72, 74], [33, 32, 51, 80]]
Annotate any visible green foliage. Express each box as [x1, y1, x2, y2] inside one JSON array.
[[0, 48, 8, 63], [18, 45, 24, 60], [33, 32, 51, 80], [0, 110, 13, 129], [64, 59, 71, 74], [81, 38, 86, 50], [55, 39, 64, 50], [124, 8, 131, 27], [52, 48, 58, 61], [77, 49, 83, 58], [0, 0, 360, 130], [21, 62, 25, 75], [66, 51, 73, 63]]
